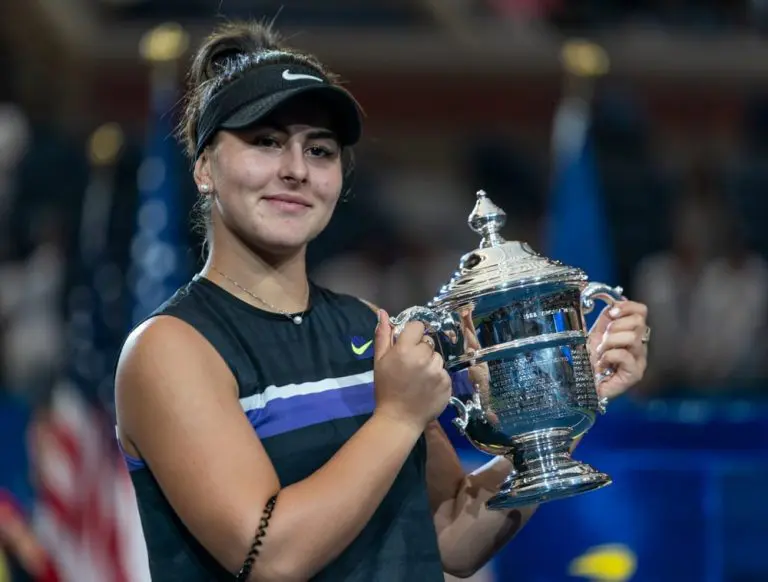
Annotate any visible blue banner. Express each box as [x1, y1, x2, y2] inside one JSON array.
[[445, 397, 768, 582], [545, 96, 616, 328], [129, 75, 188, 326]]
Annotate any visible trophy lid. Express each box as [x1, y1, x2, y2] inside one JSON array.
[[431, 190, 585, 306]]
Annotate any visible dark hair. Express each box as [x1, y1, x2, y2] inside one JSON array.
[[177, 20, 355, 244]]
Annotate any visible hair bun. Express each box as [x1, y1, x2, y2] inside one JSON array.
[[193, 21, 284, 84]]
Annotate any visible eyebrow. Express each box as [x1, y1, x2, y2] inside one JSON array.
[[259, 124, 338, 141], [305, 129, 338, 141]]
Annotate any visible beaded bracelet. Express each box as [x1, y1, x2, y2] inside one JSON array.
[[235, 494, 278, 581]]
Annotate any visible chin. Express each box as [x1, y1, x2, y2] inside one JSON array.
[[250, 229, 319, 257], [260, 216, 329, 247], [225, 210, 331, 258]]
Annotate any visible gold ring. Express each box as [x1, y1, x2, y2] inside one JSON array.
[[422, 335, 435, 349]]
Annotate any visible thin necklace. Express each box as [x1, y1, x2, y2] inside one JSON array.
[[211, 267, 307, 325]]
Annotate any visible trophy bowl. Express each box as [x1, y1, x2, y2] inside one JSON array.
[[391, 190, 623, 510]]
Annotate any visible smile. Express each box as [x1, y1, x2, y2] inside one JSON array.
[[262, 195, 312, 213]]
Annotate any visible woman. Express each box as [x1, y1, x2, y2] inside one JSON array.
[[114, 21, 650, 582]]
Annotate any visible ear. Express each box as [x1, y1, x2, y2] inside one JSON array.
[[193, 150, 214, 193]]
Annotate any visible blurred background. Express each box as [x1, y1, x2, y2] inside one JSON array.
[[0, 1, 767, 581]]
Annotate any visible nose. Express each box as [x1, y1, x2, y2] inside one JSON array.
[[278, 141, 309, 185]]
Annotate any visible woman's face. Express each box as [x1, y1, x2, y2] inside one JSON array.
[[195, 96, 344, 258]]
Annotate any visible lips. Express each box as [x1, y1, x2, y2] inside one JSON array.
[[262, 194, 312, 207]]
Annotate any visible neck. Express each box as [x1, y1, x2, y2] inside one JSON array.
[[201, 232, 310, 314]]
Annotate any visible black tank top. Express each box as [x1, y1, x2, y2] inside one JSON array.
[[120, 277, 444, 581]]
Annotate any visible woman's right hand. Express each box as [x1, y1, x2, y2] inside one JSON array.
[[372, 310, 452, 432]]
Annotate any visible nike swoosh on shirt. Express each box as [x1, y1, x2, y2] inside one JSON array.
[[351, 340, 373, 356]]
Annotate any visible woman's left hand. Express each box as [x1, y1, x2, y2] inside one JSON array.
[[587, 299, 650, 401]]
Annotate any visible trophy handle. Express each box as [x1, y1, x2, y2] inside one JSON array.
[[449, 396, 469, 435], [390, 306, 459, 342], [580, 282, 625, 396], [580, 282, 624, 315], [448, 392, 483, 436]]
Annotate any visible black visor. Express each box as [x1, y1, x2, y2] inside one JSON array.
[[195, 62, 363, 159]]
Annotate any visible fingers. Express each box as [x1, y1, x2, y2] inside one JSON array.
[[421, 335, 436, 351], [429, 350, 446, 374], [607, 300, 648, 320], [604, 313, 646, 334], [600, 309, 648, 359], [374, 310, 393, 362], [596, 347, 646, 400], [597, 347, 642, 377], [590, 299, 650, 400], [411, 334, 438, 362], [397, 320, 428, 346], [596, 331, 640, 357]]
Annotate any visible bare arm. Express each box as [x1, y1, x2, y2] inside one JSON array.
[[426, 421, 538, 578], [116, 315, 431, 582]]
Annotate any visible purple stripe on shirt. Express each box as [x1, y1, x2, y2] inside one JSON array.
[[116, 437, 146, 472], [246, 382, 375, 439]]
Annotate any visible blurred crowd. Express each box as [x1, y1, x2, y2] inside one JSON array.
[[0, 81, 766, 415], [105, 0, 768, 33]]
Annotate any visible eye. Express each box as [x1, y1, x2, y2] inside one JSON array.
[[306, 144, 339, 158], [252, 135, 282, 149]]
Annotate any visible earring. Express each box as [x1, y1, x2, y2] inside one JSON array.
[[199, 184, 211, 194]]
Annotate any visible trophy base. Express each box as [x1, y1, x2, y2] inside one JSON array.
[[486, 427, 612, 510]]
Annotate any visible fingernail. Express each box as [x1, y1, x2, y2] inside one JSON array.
[[609, 307, 621, 318]]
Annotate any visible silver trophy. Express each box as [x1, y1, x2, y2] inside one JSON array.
[[391, 190, 623, 509]]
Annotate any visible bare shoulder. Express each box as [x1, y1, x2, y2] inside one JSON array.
[[114, 315, 237, 450], [118, 313, 221, 362], [117, 314, 230, 375]]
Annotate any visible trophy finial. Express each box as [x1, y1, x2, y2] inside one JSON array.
[[469, 190, 507, 248]]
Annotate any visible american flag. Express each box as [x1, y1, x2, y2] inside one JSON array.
[[29, 121, 153, 581], [31, 384, 150, 582]]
